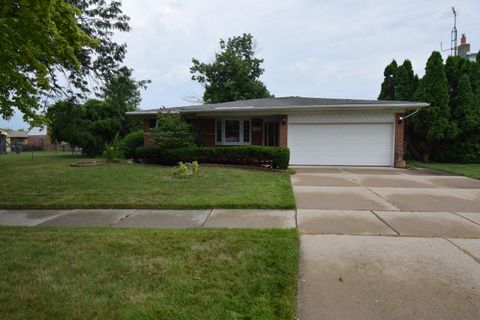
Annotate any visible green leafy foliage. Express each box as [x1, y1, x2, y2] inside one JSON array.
[[121, 130, 144, 159], [149, 113, 196, 149], [190, 33, 273, 103], [379, 51, 480, 162], [1, 0, 131, 123], [136, 146, 290, 169], [103, 133, 123, 163], [395, 60, 417, 101], [378, 60, 398, 100], [172, 162, 190, 178], [47, 67, 148, 156], [192, 161, 200, 176]]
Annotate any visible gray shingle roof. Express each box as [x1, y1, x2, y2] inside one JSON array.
[[127, 96, 429, 115]]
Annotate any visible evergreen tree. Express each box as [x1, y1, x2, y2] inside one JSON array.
[[396, 60, 416, 101], [455, 74, 479, 132], [411, 52, 451, 158], [378, 60, 398, 100]]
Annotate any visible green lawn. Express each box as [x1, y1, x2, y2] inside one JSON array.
[[409, 161, 480, 179], [0, 227, 299, 319], [0, 152, 295, 209]]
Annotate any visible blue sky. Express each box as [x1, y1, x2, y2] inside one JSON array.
[[2, 0, 479, 130]]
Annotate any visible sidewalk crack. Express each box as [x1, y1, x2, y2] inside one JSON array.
[[370, 210, 401, 236], [446, 238, 480, 265], [201, 209, 215, 227]]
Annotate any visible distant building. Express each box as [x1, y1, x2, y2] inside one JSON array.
[[27, 126, 58, 151], [0, 129, 28, 153], [458, 34, 478, 61]]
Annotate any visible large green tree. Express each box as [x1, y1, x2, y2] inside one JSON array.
[[378, 60, 398, 100], [99, 66, 150, 136], [0, 0, 130, 123], [47, 67, 149, 156], [454, 74, 478, 131], [395, 60, 417, 101], [190, 33, 272, 104], [411, 52, 452, 158]]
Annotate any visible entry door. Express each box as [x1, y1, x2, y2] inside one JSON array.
[[264, 122, 279, 146]]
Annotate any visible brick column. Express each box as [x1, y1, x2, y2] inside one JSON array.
[[279, 115, 288, 147], [394, 113, 405, 168], [143, 118, 155, 147]]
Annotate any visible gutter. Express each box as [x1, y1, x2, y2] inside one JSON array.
[[126, 103, 429, 116]]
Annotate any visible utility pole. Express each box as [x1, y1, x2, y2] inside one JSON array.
[[451, 7, 457, 56], [440, 6, 458, 56]]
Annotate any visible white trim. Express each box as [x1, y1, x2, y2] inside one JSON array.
[[215, 118, 251, 146]]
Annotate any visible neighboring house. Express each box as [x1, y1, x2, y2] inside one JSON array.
[[0, 129, 9, 153], [8, 130, 28, 145], [127, 96, 428, 168], [27, 126, 57, 151], [0, 129, 28, 153], [458, 34, 478, 61]]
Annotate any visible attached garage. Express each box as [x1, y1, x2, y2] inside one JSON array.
[[288, 113, 395, 166]]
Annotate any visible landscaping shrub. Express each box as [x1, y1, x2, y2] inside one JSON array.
[[121, 130, 144, 159], [103, 134, 123, 163], [136, 146, 290, 169]]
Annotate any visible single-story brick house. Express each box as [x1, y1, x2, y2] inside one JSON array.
[[127, 96, 428, 168]]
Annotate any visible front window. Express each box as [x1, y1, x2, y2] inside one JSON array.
[[225, 120, 240, 142], [215, 119, 251, 145]]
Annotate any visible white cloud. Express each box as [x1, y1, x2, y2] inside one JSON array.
[[2, 0, 480, 128]]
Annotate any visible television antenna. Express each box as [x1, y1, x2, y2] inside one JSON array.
[[440, 7, 458, 56]]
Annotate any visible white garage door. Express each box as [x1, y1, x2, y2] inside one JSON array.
[[288, 123, 394, 166]]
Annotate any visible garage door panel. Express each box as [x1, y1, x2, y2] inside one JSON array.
[[288, 123, 393, 166]]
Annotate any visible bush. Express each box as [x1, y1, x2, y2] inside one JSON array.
[[172, 162, 189, 178], [136, 146, 290, 169], [150, 113, 196, 149], [103, 134, 123, 163], [121, 130, 144, 159]]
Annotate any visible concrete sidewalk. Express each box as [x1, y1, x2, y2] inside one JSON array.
[[0, 209, 296, 229]]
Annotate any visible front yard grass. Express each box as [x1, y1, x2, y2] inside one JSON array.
[[0, 152, 295, 209], [409, 161, 480, 179], [0, 227, 299, 319]]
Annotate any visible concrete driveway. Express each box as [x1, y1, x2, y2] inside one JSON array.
[[292, 167, 480, 320]]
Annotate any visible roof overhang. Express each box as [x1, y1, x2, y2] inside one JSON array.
[[126, 102, 429, 117]]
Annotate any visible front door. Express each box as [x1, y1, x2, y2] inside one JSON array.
[[264, 122, 279, 146]]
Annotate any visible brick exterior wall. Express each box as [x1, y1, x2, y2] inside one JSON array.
[[197, 119, 215, 147], [394, 113, 405, 168], [27, 135, 57, 151], [251, 118, 263, 145], [279, 115, 288, 147]]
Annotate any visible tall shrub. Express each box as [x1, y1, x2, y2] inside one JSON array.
[[149, 113, 196, 149]]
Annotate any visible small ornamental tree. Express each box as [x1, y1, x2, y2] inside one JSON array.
[[150, 113, 196, 149]]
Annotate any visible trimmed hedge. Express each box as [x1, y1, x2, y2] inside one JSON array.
[[136, 146, 290, 169]]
